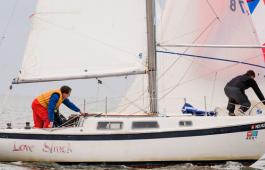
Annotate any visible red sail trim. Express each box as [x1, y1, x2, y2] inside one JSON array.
[[262, 42, 265, 61]]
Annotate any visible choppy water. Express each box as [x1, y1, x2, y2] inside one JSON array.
[[0, 161, 256, 170], [0, 95, 258, 170]]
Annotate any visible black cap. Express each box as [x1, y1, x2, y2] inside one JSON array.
[[246, 70, 255, 78]]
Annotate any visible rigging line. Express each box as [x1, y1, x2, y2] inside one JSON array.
[[158, 28, 206, 45], [117, 91, 147, 113], [116, 97, 147, 111], [0, 0, 18, 47], [158, 47, 222, 77], [82, 94, 148, 113], [84, 98, 106, 105], [246, 3, 262, 44], [159, 15, 222, 75], [248, 100, 265, 115], [157, 50, 265, 69], [117, 77, 149, 113], [209, 72, 218, 110], [156, 55, 257, 99], [162, 0, 213, 45], [31, 16, 144, 65], [128, 105, 150, 115], [157, 55, 262, 102], [157, 17, 218, 80], [116, 79, 149, 113], [158, 60, 194, 101], [100, 80, 147, 113], [0, 85, 13, 115], [157, 49, 181, 79], [118, 97, 148, 113], [58, 115, 79, 128], [156, 0, 166, 41], [117, 97, 149, 113], [96, 81, 100, 112], [83, 95, 127, 106], [225, 3, 254, 35], [157, 0, 191, 45], [108, 76, 148, 113], [115, 95, 146, 113], [206, 0, 220, 21], [141, 73, 146, 107], [32, 12, 80, 15], [91, 76, 149, 113], [158, 1, 220, 45]]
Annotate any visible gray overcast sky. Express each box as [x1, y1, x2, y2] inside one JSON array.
[[0, 0, 136, 100], [0, 0, 36, 93]]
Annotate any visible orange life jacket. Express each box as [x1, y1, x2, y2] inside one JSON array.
[[37, 89, 64, 109]]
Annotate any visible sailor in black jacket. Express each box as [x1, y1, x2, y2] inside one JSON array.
[[224, 70, 265, 116]]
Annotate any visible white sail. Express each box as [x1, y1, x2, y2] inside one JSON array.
[[157, 0, 265, 115], [16, 0, 147, 83]]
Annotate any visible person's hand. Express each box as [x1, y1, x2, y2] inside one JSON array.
[[48, 122, 54, 128], [79, 111, 86, 116]]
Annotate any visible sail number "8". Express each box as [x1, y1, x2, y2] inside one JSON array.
[[230, 0, 245, 14]]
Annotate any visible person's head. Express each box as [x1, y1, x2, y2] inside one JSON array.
[[246, 70, 255, 79], [60, 85, 72, 99]]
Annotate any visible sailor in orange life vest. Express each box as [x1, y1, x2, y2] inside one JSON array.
[[31, 85, 84, 128]]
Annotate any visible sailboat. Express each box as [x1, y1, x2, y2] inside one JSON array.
[[1, 0, 265, 162]]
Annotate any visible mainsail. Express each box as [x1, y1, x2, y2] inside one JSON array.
[[156, 0, 265, 114], [15, 0, 147, 83]]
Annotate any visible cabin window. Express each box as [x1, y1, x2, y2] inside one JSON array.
[[179, 120, 193, 127], [132, 121, 159, 129], [97, 122, 123, 130]]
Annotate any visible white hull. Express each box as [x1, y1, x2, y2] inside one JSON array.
[[1, 116, 265, 162]]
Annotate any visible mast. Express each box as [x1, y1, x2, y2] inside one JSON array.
[[146, 0, 158, 114]]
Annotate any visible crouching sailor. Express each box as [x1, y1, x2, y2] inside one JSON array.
[[32, 85, 84, 128], [224, 70, 265, 116]]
